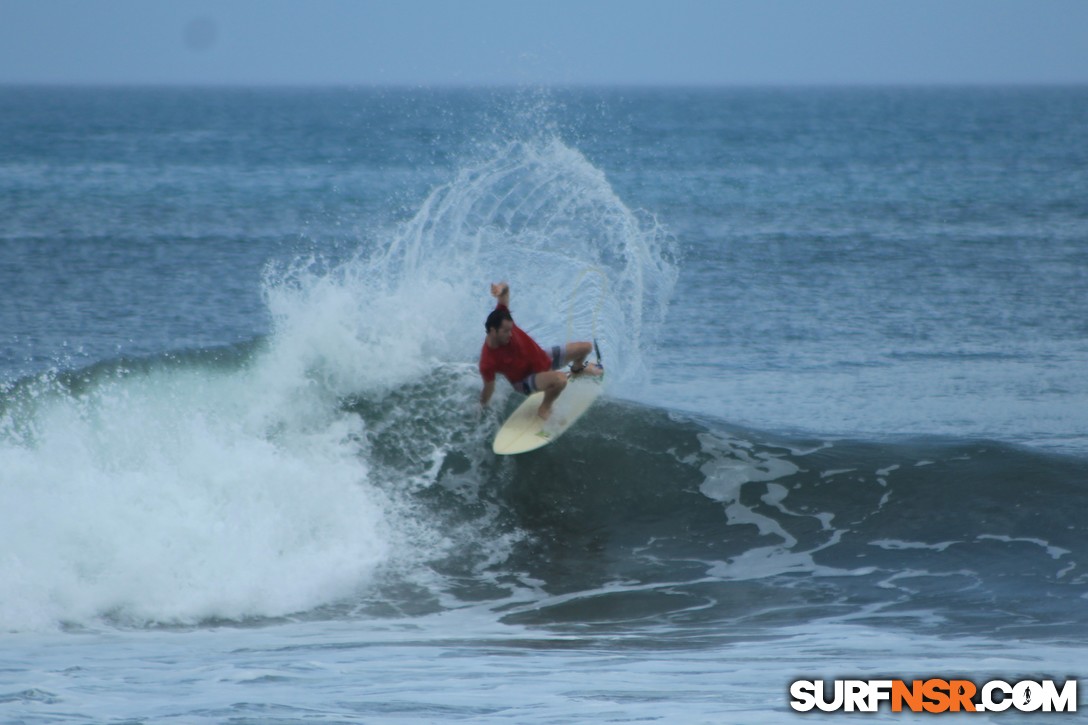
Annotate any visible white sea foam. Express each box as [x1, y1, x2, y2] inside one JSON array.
[[0, 365, 398, 631], [0, 137, 677, 631]]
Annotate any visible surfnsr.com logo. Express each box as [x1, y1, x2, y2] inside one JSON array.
[[789, 678, 1078, 714]]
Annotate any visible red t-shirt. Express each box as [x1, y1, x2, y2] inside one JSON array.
[[479, 304, 551, 386]]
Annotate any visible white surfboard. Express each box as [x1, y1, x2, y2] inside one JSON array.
[[492, 374, 603, 455]]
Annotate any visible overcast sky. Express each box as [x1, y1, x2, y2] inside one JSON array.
[[2, 0, 1087, 86]]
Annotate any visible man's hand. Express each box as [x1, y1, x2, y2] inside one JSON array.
[[480, 379, 496, 408], [490, 282, 510, 305]]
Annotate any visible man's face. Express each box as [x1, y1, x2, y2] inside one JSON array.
[[491, 319, 514, 346]]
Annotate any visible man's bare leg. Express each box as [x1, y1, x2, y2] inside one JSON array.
[[533, 371, 568, 420], [563, 341, 603, 377]]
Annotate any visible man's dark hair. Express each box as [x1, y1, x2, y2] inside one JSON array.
[[485, 308, 513, 332]]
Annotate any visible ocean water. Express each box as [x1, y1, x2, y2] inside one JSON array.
[[1, 86, 1087, 722]]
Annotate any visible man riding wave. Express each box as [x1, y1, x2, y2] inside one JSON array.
[[479, 282, 602, 420]]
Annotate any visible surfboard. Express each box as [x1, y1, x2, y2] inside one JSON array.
[[492, 372, 603, 455]]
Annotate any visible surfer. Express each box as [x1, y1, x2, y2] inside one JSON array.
[[479, 282, 602, 421]]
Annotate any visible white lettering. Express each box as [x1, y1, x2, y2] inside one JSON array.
[[816, 679, 844, 712], [1014, 680, 1043, 712], [868, 680, 893, 711], [981, 680, 1013, 712], [844, 680, 869, 712], [1040, 680, 1078, 713], [789, 680, 816, 712]]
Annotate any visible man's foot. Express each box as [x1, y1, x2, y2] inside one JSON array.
[[570, 362, 603, 378], [537, 402, 553, 421]]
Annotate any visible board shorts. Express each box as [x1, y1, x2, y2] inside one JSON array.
[[514, 345, 565, 394]]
